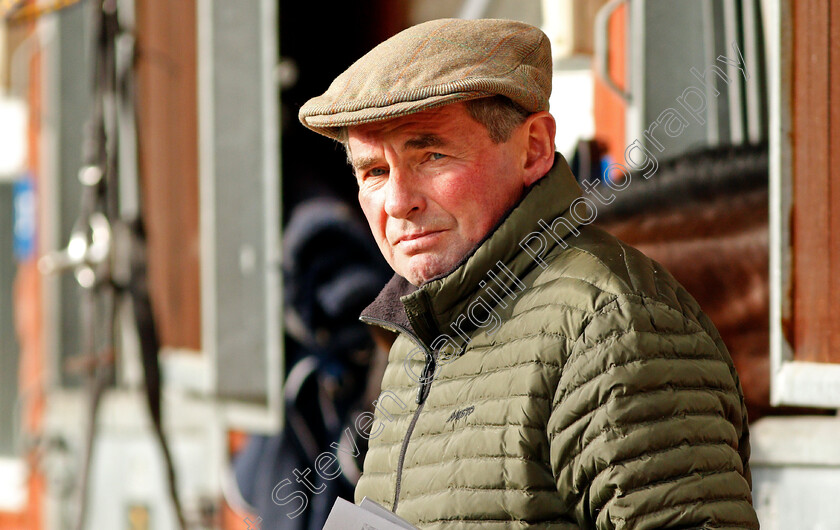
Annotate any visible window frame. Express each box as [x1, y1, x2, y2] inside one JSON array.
[[768, 0, 840, 408]]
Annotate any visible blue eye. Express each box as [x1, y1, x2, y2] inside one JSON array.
[[369, 168, 387, 177], [430, 152, 446, 160]]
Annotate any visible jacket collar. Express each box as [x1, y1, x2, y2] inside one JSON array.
[[360, 153, 585, 353]]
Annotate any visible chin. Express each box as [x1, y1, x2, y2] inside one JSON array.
[[400, 264, 438, 286], [399, 254, 458, 286]]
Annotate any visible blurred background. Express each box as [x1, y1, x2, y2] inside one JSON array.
[[0, 0, 837, 528]]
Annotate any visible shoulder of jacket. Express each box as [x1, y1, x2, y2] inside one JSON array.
[[532, 225, 696, 318]]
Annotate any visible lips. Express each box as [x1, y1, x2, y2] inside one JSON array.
[[397, 230, 442, 244], [394, 230, 446, 251]]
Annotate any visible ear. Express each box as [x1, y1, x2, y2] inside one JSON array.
[[519, 111, 556, 186]]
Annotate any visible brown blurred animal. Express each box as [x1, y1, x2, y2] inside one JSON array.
[[593, 144, 775, 420]]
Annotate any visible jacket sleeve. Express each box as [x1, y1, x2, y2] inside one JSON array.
[[547, 293, 759, 529]]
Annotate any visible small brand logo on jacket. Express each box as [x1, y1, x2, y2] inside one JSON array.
[[446, 406, 475, 423]]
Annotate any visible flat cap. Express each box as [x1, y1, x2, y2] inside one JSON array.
[[298, 18, 552, 140]]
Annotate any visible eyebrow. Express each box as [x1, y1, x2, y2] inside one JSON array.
[[351, 155, 380, 174], [350, 134, 448, 173], [403, 133, 446, 150]]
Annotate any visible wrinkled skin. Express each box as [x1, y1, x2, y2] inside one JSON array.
[[348, 103, 556, 286]]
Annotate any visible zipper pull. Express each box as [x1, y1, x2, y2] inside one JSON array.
[[416, 353, 436, 404]]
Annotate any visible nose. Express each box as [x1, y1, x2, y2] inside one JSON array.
[[383, 165, 423, 219]]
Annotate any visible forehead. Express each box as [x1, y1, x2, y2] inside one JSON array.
[[347, 102, 482, 146]]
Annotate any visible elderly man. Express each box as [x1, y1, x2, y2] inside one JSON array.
[[299, 18, 758, 530]]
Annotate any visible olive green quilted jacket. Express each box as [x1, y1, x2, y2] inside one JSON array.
[[356, 154, 758, 529]]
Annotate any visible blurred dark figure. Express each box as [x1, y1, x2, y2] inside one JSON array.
[[229, 197, 391, 528]]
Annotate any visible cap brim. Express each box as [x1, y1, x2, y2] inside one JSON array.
[[299, 91, 496, 140]]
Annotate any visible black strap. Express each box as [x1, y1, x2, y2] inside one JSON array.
[[127, 218, 187, 530]]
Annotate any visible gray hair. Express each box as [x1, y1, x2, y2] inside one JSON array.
[[463, 95, 531, 143]]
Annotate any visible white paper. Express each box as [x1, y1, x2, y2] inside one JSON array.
[[359, 497, 418, 529], [322, 497, 418, 530]]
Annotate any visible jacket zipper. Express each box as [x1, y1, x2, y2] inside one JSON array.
[[359, 315, 437, 512]]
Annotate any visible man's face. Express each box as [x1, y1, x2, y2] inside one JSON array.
[[348, 103, 529, 286]]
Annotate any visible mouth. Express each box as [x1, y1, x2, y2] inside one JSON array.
[[394, 230, 446, 251], [397, 230, 442, 243]]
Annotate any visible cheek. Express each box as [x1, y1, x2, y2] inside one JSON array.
[[359, 191, 388, 241], [437, 161, 517, 237]]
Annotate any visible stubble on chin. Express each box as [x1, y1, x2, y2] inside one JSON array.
[[397, 246, 469, 286], [397, 257, 438, 287]]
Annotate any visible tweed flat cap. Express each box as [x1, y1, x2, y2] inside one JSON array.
[[298, 18, 553, 140]]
